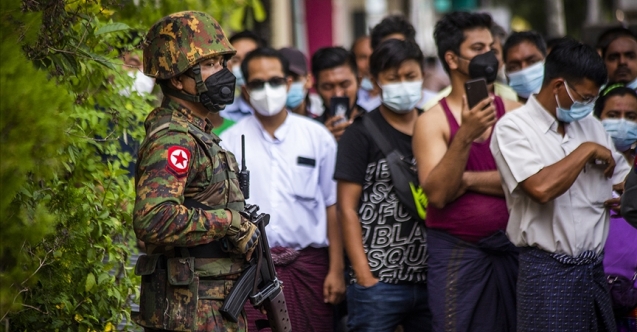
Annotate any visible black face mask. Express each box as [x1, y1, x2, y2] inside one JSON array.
[[467, 50, 499, 84], [199, 68, 236, 112], [163, 65, 236, 113]]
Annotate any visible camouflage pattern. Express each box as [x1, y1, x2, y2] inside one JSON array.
[[141, 301, 247, 332], [133, 97, 248, 331], [143, 11, 236, 80], [133, 97, 245, 248]]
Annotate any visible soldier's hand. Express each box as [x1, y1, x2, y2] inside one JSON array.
[[229, 220, 260, 257]]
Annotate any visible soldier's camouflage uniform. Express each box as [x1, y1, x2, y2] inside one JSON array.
[[132, 11, 248, 332]]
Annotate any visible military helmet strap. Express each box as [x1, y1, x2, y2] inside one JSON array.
[[160, 64, 216, 112], [161, 83, 201, 104], [190, 64, 218, 112]]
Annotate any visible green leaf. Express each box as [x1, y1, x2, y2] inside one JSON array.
[[251, 0, 267, 22], [85, 273, 96, 292], [94, 23, 130, 36], [75, 47, 116, 70], [97, 272, 110, 285], [228, 7, 246, 31]]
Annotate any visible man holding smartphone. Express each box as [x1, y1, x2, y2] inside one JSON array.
[[490, 39, 631, 332], [412, 11, 521, 332], [311, 47, 367, 140], [220, 47, 345, 332]]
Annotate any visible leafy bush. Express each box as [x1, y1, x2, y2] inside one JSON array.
[[0, 0, 264, 330]]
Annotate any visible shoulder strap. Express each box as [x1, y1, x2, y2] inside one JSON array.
[[362, 115, 395, 157]]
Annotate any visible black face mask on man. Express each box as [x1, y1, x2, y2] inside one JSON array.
[[198, 68, 236, 111], [464, 50, 499, 84], [162, 63, 236, 113]]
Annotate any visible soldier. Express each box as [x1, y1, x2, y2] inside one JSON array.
[[132, 11, 259, 332]]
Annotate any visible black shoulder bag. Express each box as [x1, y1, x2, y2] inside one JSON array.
[[362, 115, 427, 220]]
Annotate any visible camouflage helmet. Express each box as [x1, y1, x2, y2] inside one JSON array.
[[142, 11, 236, 80]]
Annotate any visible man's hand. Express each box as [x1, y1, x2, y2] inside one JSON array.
[[323, 270, 346, 304], [228, 217, 260, 259], [325, 115, 351, 140], [604, 197, 622, 214], [458, 96, 497, 142], [356, 273, 379, 288], [582, 142, 616, 178]]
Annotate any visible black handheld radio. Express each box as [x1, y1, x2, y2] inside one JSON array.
[[238, 135, 250, 199]]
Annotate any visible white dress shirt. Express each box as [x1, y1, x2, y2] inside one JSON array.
[[220, 112, 337, 250], [490, 95, 631, 257]]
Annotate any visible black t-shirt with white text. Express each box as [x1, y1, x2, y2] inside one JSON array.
[[334, 108, 427, 284]]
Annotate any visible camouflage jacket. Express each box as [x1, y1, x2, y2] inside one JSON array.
[[133, 98, 245, 251]]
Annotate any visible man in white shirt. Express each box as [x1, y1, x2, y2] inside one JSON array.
[[220, 47, 345, 332], [490, 38, 631, 332]]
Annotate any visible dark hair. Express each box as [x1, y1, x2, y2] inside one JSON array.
[[369, 39, 424, 78], [229, 30, 266, 48], [491, 23, 507, 43], [596, 27, 637, 58], [543, 38, 607, 88], [370, 15, 416, 50], [241, 47, 289, 82], [503, 31, 547, 63], [350, 35, 370, 53], [545, 37, 563, 53], [434, 11, 493, 73], [593, 83, 637, 118], [311, 46, 358, 82]]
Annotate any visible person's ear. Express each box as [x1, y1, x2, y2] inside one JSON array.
[[286, 76, 293, 92], [304, 74, 314, 90], [552, 78, 565, 95], [446, 51, 459, 71], [241, 85, 250, 102], [170, 75, 184, 90]]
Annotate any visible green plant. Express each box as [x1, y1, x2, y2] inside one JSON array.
[[0, 0, 264, 330]]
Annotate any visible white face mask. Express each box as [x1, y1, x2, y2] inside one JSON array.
[[120, 71, 155, 96], [380, 80, 423, 113], [133, 71, 155, 95], [249, 83, 288, 117]]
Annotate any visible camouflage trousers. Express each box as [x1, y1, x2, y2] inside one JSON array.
[[142, 300, 247, 332]]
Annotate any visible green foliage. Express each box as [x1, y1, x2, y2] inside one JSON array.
[[0, 0, 264, 330]]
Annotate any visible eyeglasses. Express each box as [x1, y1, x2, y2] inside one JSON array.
[[246, 77, 287, 90], [564, 81, 598, 106]]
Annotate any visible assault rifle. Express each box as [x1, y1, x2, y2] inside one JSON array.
[[220, 135, 291, 331]]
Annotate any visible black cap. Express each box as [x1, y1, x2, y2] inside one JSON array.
[[279, 47, 308, 76]]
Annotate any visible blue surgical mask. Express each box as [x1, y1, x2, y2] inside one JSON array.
[[232, 65, 245, 87], [601, 118, 637, 152], [555, 82, 596, 123], [507, 61, 544, 98], [360, 77, 374, 91], [381, 80, 423, 113], [286, 82, 306, 109], [627, 77, 637, 90]]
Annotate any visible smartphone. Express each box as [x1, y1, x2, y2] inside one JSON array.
[[464, 78, 490, 110], [329, 96, 349, 125]]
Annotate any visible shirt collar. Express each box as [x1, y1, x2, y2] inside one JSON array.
[[164, 98, 212, 133], [528, 95, 559, 133], [254, 111, 291, 143]]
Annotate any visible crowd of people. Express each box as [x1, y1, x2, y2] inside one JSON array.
[[130, 9, 637, 332]]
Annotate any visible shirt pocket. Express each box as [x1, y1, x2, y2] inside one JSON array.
[[290, 163, 319, 202]]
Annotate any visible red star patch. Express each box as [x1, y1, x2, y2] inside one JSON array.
[[166, 146, 191, 177]]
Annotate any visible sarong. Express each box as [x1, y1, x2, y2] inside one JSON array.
[[518, 247, 616, 332], [427, 229, 518, 332], [244, 246, 332, 332]]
